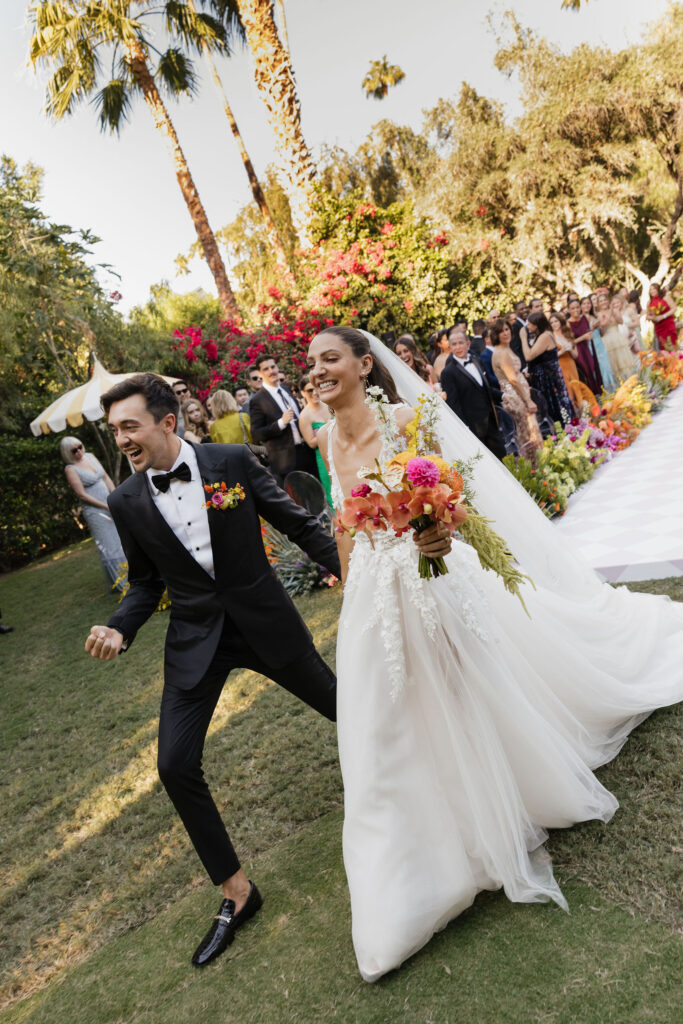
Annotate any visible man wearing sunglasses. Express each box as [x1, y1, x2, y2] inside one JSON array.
[[172, 380, 191, 439]]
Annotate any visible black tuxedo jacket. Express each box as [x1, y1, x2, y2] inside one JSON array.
[[106, 443, 340, 689], [510, 319, 528, 370], [440, 354, 500, 441], [249, 387, 302, 479]]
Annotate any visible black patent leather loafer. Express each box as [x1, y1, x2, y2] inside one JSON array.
[[191, 880, 263, 967]]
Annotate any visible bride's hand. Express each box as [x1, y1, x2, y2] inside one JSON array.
[[414, 522, 452, 558]]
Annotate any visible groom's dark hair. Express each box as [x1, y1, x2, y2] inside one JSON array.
[[101, 373, 179, 426]]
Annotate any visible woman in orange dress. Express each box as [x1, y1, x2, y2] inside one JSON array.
[[646, 283, 678, 351], [549, 311, 580, 395]]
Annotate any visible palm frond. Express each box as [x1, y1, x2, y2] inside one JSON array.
[[156, 47, 197, 96], [164, 1, 227, 54], [199, 0, 245, 48], [93, 78, 134, 133]]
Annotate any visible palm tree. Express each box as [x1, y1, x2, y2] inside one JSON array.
[[362, 57, 406, 101], [187, 0, 294, 279], [28, 1, 241, 321], [233, 0, 316, 244]]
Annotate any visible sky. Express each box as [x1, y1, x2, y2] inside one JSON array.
[[0, 0, 673, 313]]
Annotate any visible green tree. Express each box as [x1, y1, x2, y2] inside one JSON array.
[[362, 56, 406, 100], [28, 0, 241, 320]]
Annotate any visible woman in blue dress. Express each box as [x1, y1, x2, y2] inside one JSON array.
[[60, 436, 126, 589]]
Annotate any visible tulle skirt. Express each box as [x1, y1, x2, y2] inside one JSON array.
[[337, 533, 683, 982]]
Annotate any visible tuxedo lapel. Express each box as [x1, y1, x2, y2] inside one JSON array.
[[192, 442, 242, 583], [450, 356, 484, 389]]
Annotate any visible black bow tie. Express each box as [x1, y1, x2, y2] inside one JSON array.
[[151, 461, 192, 492], [463, 358, 473, 365]]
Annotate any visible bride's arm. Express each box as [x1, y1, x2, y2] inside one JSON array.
[[317, 423, 351, 584]]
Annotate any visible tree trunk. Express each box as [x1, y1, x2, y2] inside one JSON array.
[[125, 41, 241, 321], [274, 0, 290, 54], [236, 0, 316, 244], [203, 49, 295, 281]]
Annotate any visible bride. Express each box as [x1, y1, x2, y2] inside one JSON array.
[[306, 325, 683, 983]]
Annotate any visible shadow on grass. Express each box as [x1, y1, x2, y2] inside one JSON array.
[[0, 543, 342, 1008]]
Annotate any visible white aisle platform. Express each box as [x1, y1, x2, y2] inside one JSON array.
[[555, 384, 683, 583]]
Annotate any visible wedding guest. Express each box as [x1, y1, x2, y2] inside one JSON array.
[[478, 327, 502, 402], [567, 298, 602, 394], [235, 387, 250, 409], [511, 300, 530, 370], [433, 328, 465, 382], [522, 313, 574, 423], [602, 296, 638, 384], [440, 333, 506, 459], [580, 296, 596, 326], [647, 283, 678, 351], [181, 399, 211, 444], [490, 318, 542, 458], [60, 436, 125, 589], [394, 335, 433, 383], [208, 390, 252, 445], [298, 374, 333, 507], [591, 293, 617, 392], [548, 311, 581, 391], [249, 353, 317, 484], [470, 319, 487, 357], [426, 328, 449, 368], [487, 308, 501, 324], [240, 366, 263, 414], [172, 379, 191, 438], [529, 297, 544, 315], [624, 290, 643, 352]]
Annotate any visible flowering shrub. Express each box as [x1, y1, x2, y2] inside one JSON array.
[[171, 309, 335, 402]]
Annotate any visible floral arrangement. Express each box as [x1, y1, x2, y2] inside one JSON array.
[[336, 387, 531, 607], [204, 481, 245, 511], [260, 521, 337, 596]]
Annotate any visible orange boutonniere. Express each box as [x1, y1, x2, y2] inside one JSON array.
[[204, 480, 245, 511]]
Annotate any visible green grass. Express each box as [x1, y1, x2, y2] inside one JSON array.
[[0, 541, 681, 1023]]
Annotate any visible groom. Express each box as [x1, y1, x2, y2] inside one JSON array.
[[84, 373, 341, 968]]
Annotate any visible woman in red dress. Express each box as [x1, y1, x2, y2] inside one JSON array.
[[646, 283, 678, 351]]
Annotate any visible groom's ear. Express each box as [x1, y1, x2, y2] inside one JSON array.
[[161, 411, 177, 435]]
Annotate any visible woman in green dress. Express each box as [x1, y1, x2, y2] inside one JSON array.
[[298, 374, 333, 507]]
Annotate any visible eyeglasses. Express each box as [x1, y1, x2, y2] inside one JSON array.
[[71, 444, 83, 454], [249, 376, 261, 383], [175, 387, 189, 396]]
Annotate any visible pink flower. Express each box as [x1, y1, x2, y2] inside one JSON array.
[[210, 492, 225, 508], [351, 483, 371, 498], [204, 341, 218, 361], [406, 457, 440, 488]]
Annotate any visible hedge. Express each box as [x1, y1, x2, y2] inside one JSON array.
[[0, 436, 87, 572]]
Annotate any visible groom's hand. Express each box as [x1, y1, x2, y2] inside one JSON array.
[[414, 522, 452, 558], [85, 625, 124, 661]]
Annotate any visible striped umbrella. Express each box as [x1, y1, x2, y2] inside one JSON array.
[[30, 357, 180, 436]]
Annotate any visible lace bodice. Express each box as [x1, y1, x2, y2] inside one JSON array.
[[327, 410, 489, 700]]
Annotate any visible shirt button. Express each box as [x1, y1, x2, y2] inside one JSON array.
[[196, 546, 200, 551]]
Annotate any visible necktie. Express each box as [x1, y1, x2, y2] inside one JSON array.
[[151, 462, 192, 492], [277, 387, 297, 418]]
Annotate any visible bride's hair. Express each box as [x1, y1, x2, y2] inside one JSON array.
[[316, 325, 402, 404]]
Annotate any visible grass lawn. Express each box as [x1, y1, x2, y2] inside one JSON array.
[[0, 542, 681, 1023]]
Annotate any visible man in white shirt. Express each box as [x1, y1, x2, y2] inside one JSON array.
[[440, 333, 505, 460], [248, 353, 317, 484], [84, 373, 341, 968]]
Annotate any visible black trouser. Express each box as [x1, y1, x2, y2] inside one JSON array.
[[157, 615, 336, 884]]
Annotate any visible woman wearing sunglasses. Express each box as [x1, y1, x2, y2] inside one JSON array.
[[60, 436, 126, 589], [298, 374, 334, 507]]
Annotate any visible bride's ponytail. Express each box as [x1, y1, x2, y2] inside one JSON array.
[[316, 326, 402, 405]]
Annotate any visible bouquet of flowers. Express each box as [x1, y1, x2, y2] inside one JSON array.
[[335, 388, 532, 609]]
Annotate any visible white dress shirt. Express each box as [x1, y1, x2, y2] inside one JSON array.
[[262, 381, 303, 444], [147, 438, 214, 577], [454, 355, 484, 387]]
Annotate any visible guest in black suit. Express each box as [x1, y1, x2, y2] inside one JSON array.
[[439, 333, 506, 460], [478, 327, 502, 403], [85, 374, 340, 968], [510, 301, 530, 370], [249, 353, 317, 485], [469, 319, 487, 357]]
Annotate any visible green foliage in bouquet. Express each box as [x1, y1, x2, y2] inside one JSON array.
[[261, 522, 337, 597]]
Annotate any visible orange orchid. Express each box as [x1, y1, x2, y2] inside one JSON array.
[[431, 485, 469, 528], [338, 492, 389, 534], [385, 490, 413, 532]]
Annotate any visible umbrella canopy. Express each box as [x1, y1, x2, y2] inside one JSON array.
[[30, 357, 180, 436]]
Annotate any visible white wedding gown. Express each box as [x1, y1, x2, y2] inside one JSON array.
[[327, 417, 683, 983]]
